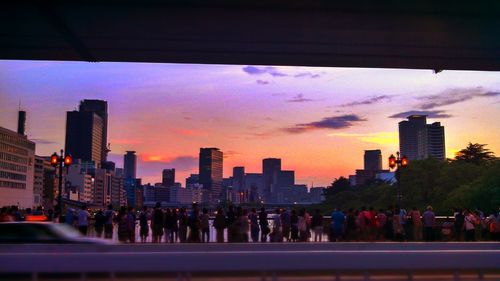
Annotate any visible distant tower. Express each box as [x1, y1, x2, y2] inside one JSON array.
[[123, 151, 137, 179], [427, 122, 446, 161], [17, 110, 26, 136], [162, 168, 175, 187], [364, 150, 382, 171], [263, 158, 281, 202]]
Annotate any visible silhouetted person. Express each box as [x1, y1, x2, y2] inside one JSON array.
[[178, 208, 188, 243], [139, 206, 149, 243], [77, 205, 90, 236], [94, 210, 106, 238], [259, 207, 269, 242], [213, 208, 226, 243], [423, 205, 435, 241], [151, 202, 164, 243], [311, 209, 323, 242], [249, 208, 260, 243], [104, 204, 115, 239], [290, 209, 299, 242], [201, 208, 210, 243]]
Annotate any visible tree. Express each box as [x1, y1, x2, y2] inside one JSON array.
[[454, 143, 496, 164], [325, 176, 350, 198]]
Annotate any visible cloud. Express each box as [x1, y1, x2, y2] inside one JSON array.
[[341, 95, 395, 107], [30, 138, 57, 144], [417, 87, 500, 109], [388, 110, 452, 119], [328, 132, 398, 145], [287, 94, 314, 103], [242, 66, 287, 77], [283, 114, 366, 134], [223, 150, 241, 159], [294, 72, 321, 78], [256, 80, 270, 85]]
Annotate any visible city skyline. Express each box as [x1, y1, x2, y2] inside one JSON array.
[[1, 60, 499, 186]]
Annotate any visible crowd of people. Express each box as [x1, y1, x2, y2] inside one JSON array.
[[1, 203, 500, 243]]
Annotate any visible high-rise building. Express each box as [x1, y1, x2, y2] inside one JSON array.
[[186, 174, 199, 188], [79, 100, 108, 162], [277, 170, 294, 187], [232, 167, 245, 191], [263, 158, 281, 201], [65, 110, 104, 167], [364, 150, 382, 171], [162, 168, 175, 187], [399, 115, 446, 161], [0, 126, 35, 208], [427, 122, 446, 161], [33, 156, 44, 206], [65, 100, 108, 168], [399, 115, 428, 160], [199, 148, 223, 201], [123, 151, 137, 179]]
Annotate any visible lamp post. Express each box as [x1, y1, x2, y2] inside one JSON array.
[[50, 149, 72, 214], [388, 152, 408, 205]]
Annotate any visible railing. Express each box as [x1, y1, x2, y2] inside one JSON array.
[[0, 243, 499, 281]]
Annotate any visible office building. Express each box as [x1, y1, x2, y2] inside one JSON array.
[[263, 158, 281, 201], [277, 170, 295, 187], [123, 151, 137, 179], [0, 126, 35, 208], [186, 174, 199, 188], [427, 122, 446, 160], [78, 99, 109, 163], [33, 156, 44, 206], [364, 150, 382, 171], [232, 167, 245, 191], [399, 115, 446, 161], [162, 168, 175, 187], [199, 148, 223, 201], [65, 110, 104, 167]]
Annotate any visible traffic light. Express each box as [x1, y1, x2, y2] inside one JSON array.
[[50, 153, 59, 167], [64, 154, 73, 166], [388, 154, 396, 169], [401, 156, 408, 167]]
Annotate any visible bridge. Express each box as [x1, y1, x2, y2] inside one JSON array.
[[1, 0, 499, 71]]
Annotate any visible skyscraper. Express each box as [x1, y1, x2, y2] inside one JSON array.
[[364, 150, 382, 171], [199, 148, 223, 201], [232, 167, 245, 191], [65, 110, 104, 167], [427, 122, 446, 161], [123, 151, 137, 179], [399, 115, 428, 160], [263, 158, 281, 202], [79, 100, 108, 162], [399, 115, 445, 161], [162, 168, 175, 187]]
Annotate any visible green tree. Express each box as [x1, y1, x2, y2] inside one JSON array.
[[454, 143, 496, 164]]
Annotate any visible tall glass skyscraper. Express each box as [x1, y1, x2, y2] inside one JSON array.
[[399, 115, 445, 161], [199, 148, 223, 201], [123, 151, 137, 179]]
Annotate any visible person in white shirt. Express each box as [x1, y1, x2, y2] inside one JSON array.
[[77, 205, 90, 236]]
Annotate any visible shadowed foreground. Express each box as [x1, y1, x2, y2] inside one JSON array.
[[0, 242, 499, 280]]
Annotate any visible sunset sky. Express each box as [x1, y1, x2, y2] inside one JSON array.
[[1, 60, 499, 186]]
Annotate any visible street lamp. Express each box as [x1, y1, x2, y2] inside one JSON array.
[[388, 152, 408, 205], [50, 149, 72, 214]]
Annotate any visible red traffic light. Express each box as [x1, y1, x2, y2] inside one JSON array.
[[388, 154, 396, 169], [64, 154, 73, 166], [401, 156, 408, 167], [50, 153, 59, 167]]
